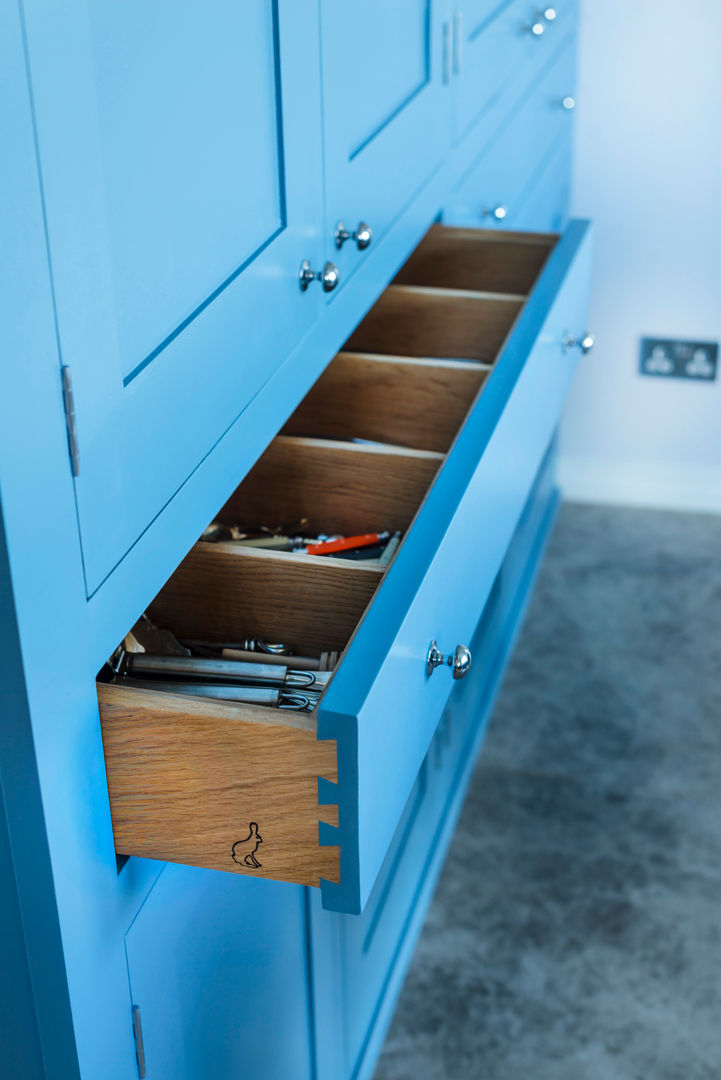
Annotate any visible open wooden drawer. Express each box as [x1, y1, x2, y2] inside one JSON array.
[[98, 221, 592, 914]]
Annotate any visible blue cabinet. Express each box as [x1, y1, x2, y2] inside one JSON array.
[[0, 4, 586, 1079], [319, 0, 450, 290], [21, 0, 325, 594]]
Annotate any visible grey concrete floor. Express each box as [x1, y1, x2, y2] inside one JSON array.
[[374, 502, 721, 1080]]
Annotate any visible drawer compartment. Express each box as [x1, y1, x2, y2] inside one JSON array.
[[98, 221, 592, 913]]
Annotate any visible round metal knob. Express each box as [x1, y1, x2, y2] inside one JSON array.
[[484, 204, 508, 222], [561, 95, 576, 111], [299, 259, 340, 293], [542, 7, 557, 21], [529, 20, 545, 35], [426, 640, 473, 680], [564, 332, 595, 354], [335, 220, 373, 251]]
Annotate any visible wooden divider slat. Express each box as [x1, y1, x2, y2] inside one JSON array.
[[283, 352, 487, 453]]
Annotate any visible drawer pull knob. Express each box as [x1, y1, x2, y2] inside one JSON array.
[[564, 332, 595, 355], [561, 95, 576, 111], [335, 220, 373, 251], [426, 640, 472, 680], [483, 204, 508, 222], [529, 20, 546, 35], [541, 7, 557, 21], [299, 259, 340, 292]]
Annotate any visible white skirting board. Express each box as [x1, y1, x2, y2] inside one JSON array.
[[558, 457, 721, 516]]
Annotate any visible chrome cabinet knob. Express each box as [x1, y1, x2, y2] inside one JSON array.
[[564, 332, 595, 354], [483, 204, 508, 222], [541, 7, 557, 21], [335, 220, 373, 251], [561, 95, 576, 111], [426, 640, 473, 680], [529, 20, 546, 35], [299, 259, 340, 292]]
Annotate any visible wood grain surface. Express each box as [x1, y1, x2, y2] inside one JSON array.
[[218, 435, 443, 536], [344, 285, 523, 363], [282, 352, 487, 452], [149, 542, 383, 653], [394, 224, 554, 295], [98, 684, 340, 888]]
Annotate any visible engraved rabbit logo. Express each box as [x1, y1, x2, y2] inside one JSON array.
[[232, 822, 263, 868]]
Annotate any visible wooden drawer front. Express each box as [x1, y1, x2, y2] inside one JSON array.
[[448, 36, 577, 229], [455, 0, 578, 145], [97, 221, 591, 913]]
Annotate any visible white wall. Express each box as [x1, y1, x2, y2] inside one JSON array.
[[559, 0, 721, 512]]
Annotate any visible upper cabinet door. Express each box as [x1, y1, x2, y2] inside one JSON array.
[[22, 0, 324, 595], [319, 0, 450, 290]]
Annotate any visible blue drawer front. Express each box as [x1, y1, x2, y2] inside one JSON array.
[[447, 35, 577, 228], [319, 220, 593, 914], [455, 0, 577, 145]]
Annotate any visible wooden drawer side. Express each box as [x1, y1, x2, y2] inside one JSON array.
[[98, 684, 340, 888]]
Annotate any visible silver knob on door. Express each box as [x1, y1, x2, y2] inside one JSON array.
[[335, 220, 373, 251], [529, 20, 546, 35], [426, 640, 473, 680], [563, 332, 595, 354], [484, 204, 508, 222], [541, 7, 557, 21], [561, 95, 576, 111], [299, 259, 340, 293]]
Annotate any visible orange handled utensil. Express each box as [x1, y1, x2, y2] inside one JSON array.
[[303, 531, 390, 556]]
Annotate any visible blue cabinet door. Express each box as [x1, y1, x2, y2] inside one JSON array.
[[21, 0, 324, 595], [319, 0, 449, 290], [124, 866, 314, 1080]]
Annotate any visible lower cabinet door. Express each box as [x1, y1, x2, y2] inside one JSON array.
[[124, 867, 314, 1080], [98, 220, 593, 916]]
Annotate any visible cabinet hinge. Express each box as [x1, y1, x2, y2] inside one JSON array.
[[60, 365, 80, 478], [131, 1005, 146, 1079]]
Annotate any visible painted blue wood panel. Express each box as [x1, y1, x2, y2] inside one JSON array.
[[1, 2, 582, 1075], [21, 0, 325, 595], [125, 867, 314, 1080], [446, 34, 577, 228], [319, 221, 593, 913], [320, 0, 449, 292], [455, 0, 577, 143], [512, 133, 573, 232]]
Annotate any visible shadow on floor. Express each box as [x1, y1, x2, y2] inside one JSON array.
[[374, 502, 721, 1080]]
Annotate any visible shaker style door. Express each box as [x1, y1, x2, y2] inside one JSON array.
[[21, 0, 324, 594], [319, 0, 450, 290]]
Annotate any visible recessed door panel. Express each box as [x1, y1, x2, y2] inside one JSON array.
[[21, 0, 323, 593], [320, 0, 449, 291]]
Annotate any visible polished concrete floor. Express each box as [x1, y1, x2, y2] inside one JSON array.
[[374, 503, 721, 1080]]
